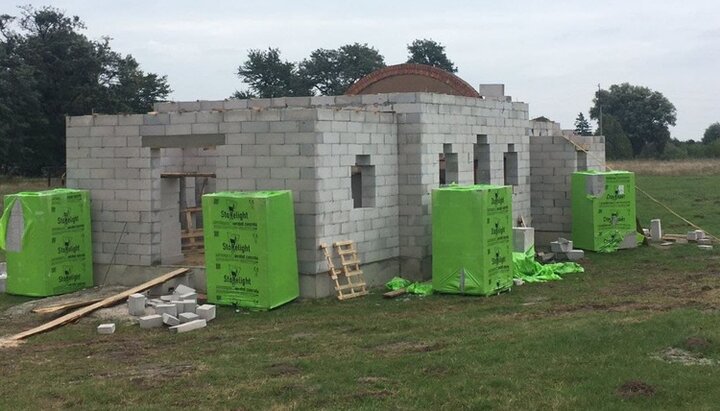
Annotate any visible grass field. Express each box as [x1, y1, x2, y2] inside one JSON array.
[[0, 161, 719, 409]]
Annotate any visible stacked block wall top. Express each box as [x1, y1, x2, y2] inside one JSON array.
[[0, 189, 93, 296], [432, 185, 513, 295], [202, 190, 299, 309], [571, 171, 637, 252]]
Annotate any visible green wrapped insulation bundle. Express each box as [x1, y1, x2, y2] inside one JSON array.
[[432, 185, 513, 296], [0, 189, 93, 296], [571, 171, 637, 252], [202, 191, 299, 310]]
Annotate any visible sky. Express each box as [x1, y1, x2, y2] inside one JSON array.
[[10, 0, 720, 140]]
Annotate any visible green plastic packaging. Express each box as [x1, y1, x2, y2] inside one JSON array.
[[432, 185, 513, 295], [386, 276, 412, 291], [512, 246, 584, 283], [202, 191, 299, 310], [571, 171, 637, 252], [0, 189, 93, 296]]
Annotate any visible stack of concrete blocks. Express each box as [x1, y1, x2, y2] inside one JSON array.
[[550, 238, 585, 261], [513, 227, 535, 253], [529, 118, 606, 245], [67, 92, 587, 299], [124, 283, 215, 333]]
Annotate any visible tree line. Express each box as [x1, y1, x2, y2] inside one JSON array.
[[1, 5, 719, 177]]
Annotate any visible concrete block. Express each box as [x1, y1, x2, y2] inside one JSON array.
[[160, 295, 175, 302], [179, 312, 200, 323], [0, 273, 5, 293], [566, 249, 585, 261], [155, 304, 177, 317], [147, 298, 164, 307], [698, 238, 712, 246], [512, 227, 534, 253], [196, 304, 216, 321], [178, 292, 197, 301], [650, 219, 662, 241], [162, 313, 180, 326], [127, 293, 146, 316], [695, 230, 706, 240], [97, 323, 116, 334], [699, 245, 714, 251], [139, 314, 163, 329], [170, 300, 185, 314], [687, 231, 698, 242], [181, 300, 197, 314], [169, 319, 207, 334], [173, 284, 196, 295]]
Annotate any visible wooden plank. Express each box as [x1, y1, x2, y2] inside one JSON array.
[[181, 207, 203, 213], [31, 298, 104, 314], [383, 288, 407, 299], [1, 268, 189, 345]]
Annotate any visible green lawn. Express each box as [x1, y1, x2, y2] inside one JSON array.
[[0, 168, 719, 409]]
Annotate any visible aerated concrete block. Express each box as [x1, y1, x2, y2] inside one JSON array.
[[160, 295, 174, 302], [97, 323, 116, 334], [650, 219, 662, 241], [699, 245, 714, 251], [566, 250, 585, 261], [169, 319, 207, 334], [181, 300, 197, 314], [513, 227, 535, 253], [0, 273, 6, 294], [178, 292, 197, 301], [179, 312, 200, 323], [139, 314, 163, 329], [155, 304, 177, 317], [127, 293, 146, 316], [196, 304, 216, 321], [173, 284, 196, 296], [162, 313, 180, 326]]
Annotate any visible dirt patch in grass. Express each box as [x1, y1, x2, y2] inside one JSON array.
[[374, 341, 445, 355], [684, 337, 711, 351], [654, 348, 717, 366], [616, 380, 656, 399], [266, 363, 302, 377]]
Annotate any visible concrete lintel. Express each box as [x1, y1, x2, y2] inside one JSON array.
[[142, 133, 225, 148]]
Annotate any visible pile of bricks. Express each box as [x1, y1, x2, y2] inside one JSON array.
[[96, 283, 216, 335], [550, 238, 585, 261], [688, 230, 714, 250]]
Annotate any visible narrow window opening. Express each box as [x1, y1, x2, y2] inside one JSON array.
[[439, 144, 458, 186], [351, 155, 375, 208], [576, 151, 588, 171], [503, 144, 519, 186], [474, 135, 491, 184]]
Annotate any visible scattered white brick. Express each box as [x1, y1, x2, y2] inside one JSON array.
[[155, 304, 177, 317], [178, 292, 197, 301], [146, 298, 164, 307], [173, 284, 196, 296], [0, 273, 6, 294], [160, 295, 175, 302], [97, 323, 116, 334], [181, 300, 197, 314], [127, 293, 146, 316], [171, 300, 186, 314], [179, 312, 200, 323], [162, 313, 180, 326], [196, 304, 216, 322], [139, 314, 163, 329], [169, 319, 207, 334]]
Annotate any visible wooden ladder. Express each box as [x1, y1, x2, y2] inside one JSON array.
[[320, 240, 368, 300]]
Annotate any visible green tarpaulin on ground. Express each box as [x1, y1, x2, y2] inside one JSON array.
[[432, 184, 513, 295], [202, 190, 299, 310], [571, 171, 637, 252], [512, 246, 584, 283], [385, 276, 433, 296], [0, 189, 93, 296]]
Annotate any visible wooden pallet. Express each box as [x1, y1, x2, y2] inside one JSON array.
[[181, 207, 204, 252], [320, 241, 368, 301]]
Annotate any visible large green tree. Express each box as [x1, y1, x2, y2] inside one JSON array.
[[590, 83, 676, 157], [702, 122, 720, 145], [0, 6, 170, 175], [299, 43, 385, 95], [598, 115, 633, 160], [406, 39, 457, 73], [235, 48, 310, 98]]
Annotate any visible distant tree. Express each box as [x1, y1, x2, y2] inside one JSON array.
[[590, 83, 676, 157], [598, 115, 633, 160], [659, 140, 688, 160], [230, 89, 256, 99], [574, 112, 592, 136], [0, 6, 170, 175], [406, 39, 457, 73], [702, 122, 720, 145], [236, 48, 311, 98], [299, 43, 385, 95]]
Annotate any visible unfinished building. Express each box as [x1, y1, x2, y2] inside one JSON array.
[[65, 64, 604, 298]]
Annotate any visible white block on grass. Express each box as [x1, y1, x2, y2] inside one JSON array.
[[155, 304, 177, 317], [196, 304, 216, 321], [169, 319, 207, 334], [97, 323, 116, 334], [695, 230, 706, 240], [179, 292, 197, 300], [160, 295, 175, 302], [162, 313, 180, 326], [0, 273, 6, 294], [139, 314, 163, 329], [179, 312, 200, 323], [650, 219, 662, 241], [127, 293, 146, 316]]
